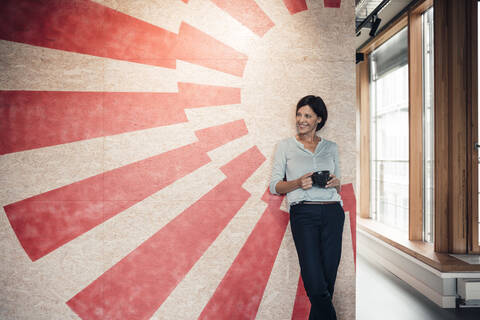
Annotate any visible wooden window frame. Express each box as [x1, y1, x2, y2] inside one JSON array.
[[408, 2, 428, 241]]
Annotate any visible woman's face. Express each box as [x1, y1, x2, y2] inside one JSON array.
[[296, 105, 321, 135]]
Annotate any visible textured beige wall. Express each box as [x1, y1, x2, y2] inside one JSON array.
[[0, 0, 355, 319]]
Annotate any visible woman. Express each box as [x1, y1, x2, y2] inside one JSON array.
[[269, 95, 344, 320]]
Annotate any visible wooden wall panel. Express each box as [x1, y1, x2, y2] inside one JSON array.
[[434, 0, 475, 253], [467, 0, 480, 254], [434, 0, 451, 252], [448, 0, 468, 253]]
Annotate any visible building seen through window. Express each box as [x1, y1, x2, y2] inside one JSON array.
[[422, 7, 434, 243], [370, 27, 409, 232]]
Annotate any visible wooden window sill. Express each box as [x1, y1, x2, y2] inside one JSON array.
[[358, 217, 480, 272]]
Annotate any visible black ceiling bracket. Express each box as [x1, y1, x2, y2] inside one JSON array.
[[355, 0, 391, 35]]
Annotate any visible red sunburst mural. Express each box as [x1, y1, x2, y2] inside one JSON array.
[[0, 0, 353, 319]]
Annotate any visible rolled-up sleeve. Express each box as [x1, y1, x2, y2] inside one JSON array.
[[269, 142, 286, 195]]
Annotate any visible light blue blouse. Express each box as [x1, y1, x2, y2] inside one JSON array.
[[269, 136, 342, 206]]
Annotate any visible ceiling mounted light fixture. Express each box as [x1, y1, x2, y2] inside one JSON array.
[[369, 15, 382, 37], [355, 0, 390, 37]]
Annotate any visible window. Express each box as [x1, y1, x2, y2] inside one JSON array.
[[358, 0, 480, 254], [422, 7, 434, 243], [369, 27, 409, 232]]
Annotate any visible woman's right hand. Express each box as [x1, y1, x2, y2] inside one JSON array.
[[297, 172, 313, 190]]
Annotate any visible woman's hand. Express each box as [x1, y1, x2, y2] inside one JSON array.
[[326, 173, 340, 191], [297, 172, 313, 190], [275, 172, 313, 194]]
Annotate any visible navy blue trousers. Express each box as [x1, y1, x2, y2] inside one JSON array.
[[290, 203, 345, 320]]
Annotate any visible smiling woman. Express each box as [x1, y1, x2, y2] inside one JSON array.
[[270, 95, 344, 320]]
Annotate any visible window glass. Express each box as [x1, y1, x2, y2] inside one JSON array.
[[423, 7, 434, 243], [370, 27, 409, 232]]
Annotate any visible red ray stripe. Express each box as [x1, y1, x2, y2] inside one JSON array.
[[104, 83, 241, 137], [181, 0, 189, 3], [0, 91, 104, 155], [0, 0, 177, 68], [4, 120, 248, 261], [0, 84, 240, 154], [177, 82, 241, 108], [290, 183, 356, 319], [291, 277, 310, 320], [67, 146, 266, 320], [175, 23, 248, 77], [282, 0, 307, 14], [210, 0, 274, 37], [339, 183, 356, 264], [199, 189, 288, 319], [324, 0, 341, 8], [102, 92, 182, 137]]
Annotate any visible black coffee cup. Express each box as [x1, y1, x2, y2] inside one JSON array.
[[311, 170, 330, 188]]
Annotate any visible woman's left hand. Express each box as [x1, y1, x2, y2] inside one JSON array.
[[325, 174, 340, 188]]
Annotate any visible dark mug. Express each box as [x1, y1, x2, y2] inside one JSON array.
[[311, 170, 330, 188]]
